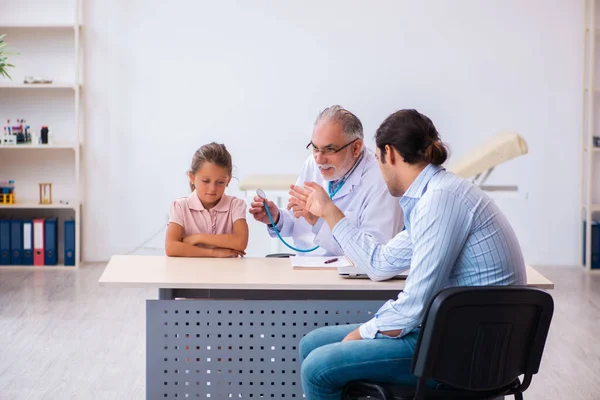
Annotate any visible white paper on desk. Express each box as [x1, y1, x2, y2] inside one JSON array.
[[290, 256, 352, 269]]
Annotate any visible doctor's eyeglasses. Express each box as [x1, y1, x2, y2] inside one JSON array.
[[306, 138, 359, 155]]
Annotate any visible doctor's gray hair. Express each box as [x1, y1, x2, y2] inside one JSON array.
[[314, 105, 364, 140]]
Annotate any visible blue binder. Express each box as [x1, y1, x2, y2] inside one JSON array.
[[44, 218, 58, 266], [10, 220, 23, 265], [64, 220, 75, 266], [592, 221, 600, 270], [22, 220, 33, 265], [583, 220, 600, 269], [0, 220, 10, 265]]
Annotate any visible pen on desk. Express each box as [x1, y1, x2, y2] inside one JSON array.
[[324, 258, 338, 264]]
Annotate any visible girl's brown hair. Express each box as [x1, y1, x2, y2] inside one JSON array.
[[189, 142, 233, 191]]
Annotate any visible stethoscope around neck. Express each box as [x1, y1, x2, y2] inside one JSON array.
[[256, 180, 345, 253]]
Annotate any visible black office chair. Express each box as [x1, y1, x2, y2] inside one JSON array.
[[343, 286, 554, 400]]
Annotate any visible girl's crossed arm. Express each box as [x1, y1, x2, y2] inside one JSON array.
[[182, 219, 249, 252], [165, 222, 245, 258]]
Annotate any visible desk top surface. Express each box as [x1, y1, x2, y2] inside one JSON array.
[[98, 255, 554, 291]]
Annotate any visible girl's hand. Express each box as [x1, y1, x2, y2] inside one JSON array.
[[212, 248, 245, 258]]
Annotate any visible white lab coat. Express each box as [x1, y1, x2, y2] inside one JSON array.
[[268, 148, 404, 256]]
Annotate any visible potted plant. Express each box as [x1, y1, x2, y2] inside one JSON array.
[[0, 34, 16, 80]]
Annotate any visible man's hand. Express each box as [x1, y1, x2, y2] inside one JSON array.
[[300, 182, 333, 218], [288, 185, 319, 225], [379, 329, 402, 338], [342, 327, 363, 342], [303, 182, 346, 230], [249, 196, 280, 225], [341, 328, 403, 342]]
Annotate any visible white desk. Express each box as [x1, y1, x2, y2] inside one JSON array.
[[99, 255, 553, 292], [99, 256, 553, 400]]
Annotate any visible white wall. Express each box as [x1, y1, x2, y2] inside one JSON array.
[[81, 0, 585, 266]]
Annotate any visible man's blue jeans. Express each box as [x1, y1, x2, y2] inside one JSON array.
[[299, 323, 421, 400]]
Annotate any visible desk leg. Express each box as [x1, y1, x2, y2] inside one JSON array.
[[159, 289, 174, 300]]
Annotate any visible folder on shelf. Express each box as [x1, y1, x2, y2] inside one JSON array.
[[44, 218, 58, 266], [22, 220, 34, 266], [10, 220, 23, 265], [0, 220, 10, 265], [64, 219, 75, 266], [33, 219, 45, 266], [593, 221, 600, 270]]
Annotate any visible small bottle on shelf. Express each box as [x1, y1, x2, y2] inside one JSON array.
[[41, 126, 49, 144]]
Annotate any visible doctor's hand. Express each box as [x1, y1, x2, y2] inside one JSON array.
[[249, 196, 280, 226], [288, 185, 319, 225]]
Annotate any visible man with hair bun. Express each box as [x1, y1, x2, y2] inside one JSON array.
[[293, 109, 527, 399]]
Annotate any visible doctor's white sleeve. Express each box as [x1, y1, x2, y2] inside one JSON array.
[[357, 185, 404, 244], [267, 208, 295, 237], [310, 218, 344, 255]]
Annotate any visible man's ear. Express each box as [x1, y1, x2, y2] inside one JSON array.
[[353, 139, 364, 157], [385, 144, 396, 165]]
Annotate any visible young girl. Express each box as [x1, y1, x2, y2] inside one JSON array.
[[165, 142, 248, 258]]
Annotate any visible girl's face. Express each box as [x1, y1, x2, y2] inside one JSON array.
[[189, 162, 231, 207]]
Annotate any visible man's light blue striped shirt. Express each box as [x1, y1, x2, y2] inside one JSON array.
[[332, 164, 527, 339]]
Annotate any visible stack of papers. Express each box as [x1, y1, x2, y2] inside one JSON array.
[[290, 256, 353, 270]]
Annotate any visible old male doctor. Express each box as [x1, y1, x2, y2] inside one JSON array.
[[249, 105, 403, 256]]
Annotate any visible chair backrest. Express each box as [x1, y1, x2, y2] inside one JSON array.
[[411, 286, 554, 392]]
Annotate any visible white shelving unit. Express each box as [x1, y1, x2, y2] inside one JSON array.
[[0, 0, 83, 267], [0, 24, 81, 30], [582, 0, 600, 271], [0, 201, 79, 210], [0, 83, 78, 89], [0, 144, 78, 150]]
